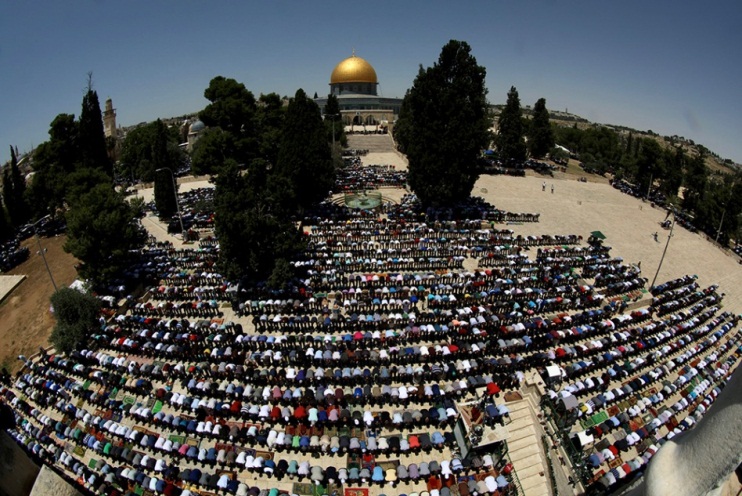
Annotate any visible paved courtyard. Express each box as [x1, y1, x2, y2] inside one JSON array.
[[10, 136, 738, 496]]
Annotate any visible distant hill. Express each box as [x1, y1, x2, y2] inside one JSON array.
[[490, 104, 740, 175]]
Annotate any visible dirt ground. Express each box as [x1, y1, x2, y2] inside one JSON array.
[[0, 236, 78, 374]]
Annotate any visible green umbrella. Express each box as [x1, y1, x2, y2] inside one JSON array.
[[590, 231, 607, 240]]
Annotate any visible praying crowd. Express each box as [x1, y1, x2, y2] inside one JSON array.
[[2, 167, 740, 496]]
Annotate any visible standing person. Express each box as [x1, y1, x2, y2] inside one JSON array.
[[551, 184, 554, 194], [542, 181, 546, 192]]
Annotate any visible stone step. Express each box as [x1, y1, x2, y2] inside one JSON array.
[[507, 434, 538, 452], [511, 453, 544, 472], [508, 407, 531, 421], [509, 442, 541, 460], [520, 476, 549, 495], [508, 425, 536, 442], [507, 415, 534, 432], [516, 462, 547, 481], [507, 400, 531, 412]]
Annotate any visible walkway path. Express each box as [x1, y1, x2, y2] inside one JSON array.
[[506, 398, 551, 496]]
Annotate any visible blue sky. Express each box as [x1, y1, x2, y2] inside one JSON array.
[[2, 1, 741, 165]]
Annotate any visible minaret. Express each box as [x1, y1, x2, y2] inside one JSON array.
[[103, 98, 117, 138]]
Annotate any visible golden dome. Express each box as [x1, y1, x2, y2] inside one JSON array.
[[330, 54, 378, 84]]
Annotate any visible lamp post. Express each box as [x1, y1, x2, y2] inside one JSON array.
[[650, 206, 676, 289], [715, 208, 727, 244], [716, 180, 735, 245], [326, 113, 340, 150], [155, 167, 185, 238], [33, 215, 58, 291]]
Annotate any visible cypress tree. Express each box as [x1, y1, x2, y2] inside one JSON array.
[[3, 146, 28, 227], [275, 89, 334, 212], [395, 40, 491, 207], [154, 169, 177, 220], [79, 77, 112, 177], [527, 98, 554, 159], [496, 86, 527, 163]]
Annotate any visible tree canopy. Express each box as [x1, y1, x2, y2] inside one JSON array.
[[2, 146, 29, 227], [49, 287, 101, 355], [119, 119, 184, 182], [275, 89, 335, 212], [27, 78, 114, 219], [394, 40, 491, 207], [527, 98, 554, 159], [256, 92, 286, 167], [64, 183, 146, 285], [154, 167, 178, 219], [194, 76, 258, 171], [214, 160, 304, 285], [495, 86, 527, 163], [79, 80, 112, 177]]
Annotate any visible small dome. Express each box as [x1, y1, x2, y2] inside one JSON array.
[[331, 54, 378, 85], [189, 120, 205, 133]]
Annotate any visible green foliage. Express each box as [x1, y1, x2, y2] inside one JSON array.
[[49, 287, 101, 354], [496, 86, 527, 163], [199, 76, 258, 165], [275, 89, 335, 212], [395, 40, 491, 207], [2, 146, 29, 227], [29, 83, 115, 219], [214, 160, 305, 282], [635, 138, 662, 196], [191, 128, 238, 175], [324, 94, 346, 155], [154, 168, 178, 219], [119, 119, 184, 182], [683, 152, 707, 213], [256, 93, 286, 166], [65, 167, 113, 206], [324, 94, 341, 119], [392, 91, 413, 155], [527, 98, 554, 159], [26, 114, 80, 217], [64, 182, 146, 285], [79, 84, 112, 177], [267, 258, 295, 290]]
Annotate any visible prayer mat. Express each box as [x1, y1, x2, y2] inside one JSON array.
[[152, 400, 163, 414], [88, 458, 98, 469], [375, 459, 399, 471], [293, 483, 314, 495], [347, 453, 361, 470], [168, 434, 186, 445], [503, 391, 523, 402], [345, 489, 368, 496], [254, 449, 273, 460]]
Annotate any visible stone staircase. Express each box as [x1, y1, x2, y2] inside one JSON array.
[[506, 399, 551, 496]]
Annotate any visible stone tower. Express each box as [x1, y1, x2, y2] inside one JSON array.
[[103, 98, 117, 138]]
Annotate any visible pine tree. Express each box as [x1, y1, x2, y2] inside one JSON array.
[[79, 76, 112, 177], [496, 86, 527, 163], [527, 98, 554, 159], [64, 183, 146, 286], [394, 40, 491, 207]]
